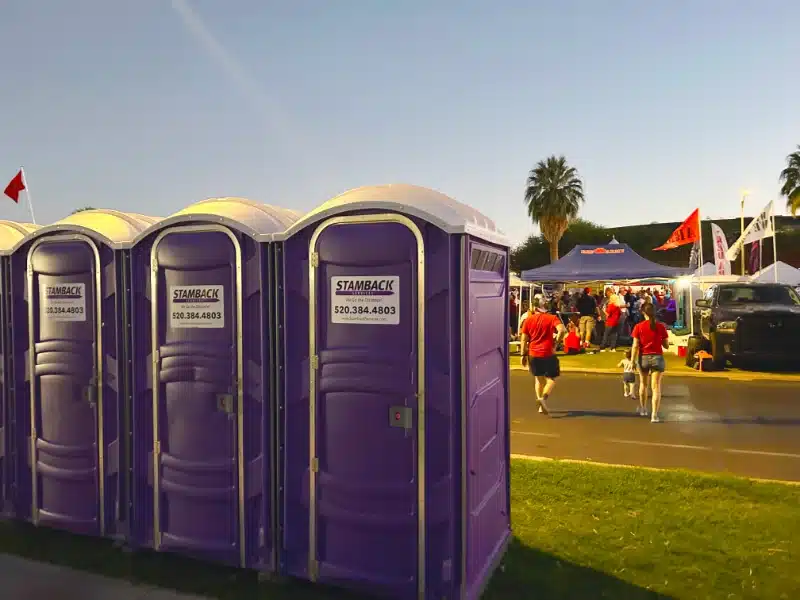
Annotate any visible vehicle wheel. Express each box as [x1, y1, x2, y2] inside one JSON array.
[[709, 333, 726, 370], [686, 335, 703, 367]]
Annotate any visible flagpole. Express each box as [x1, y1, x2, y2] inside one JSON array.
[[19, 167, 37, 224], [772, 205, 778, 283], [698, 211, 704, 275]]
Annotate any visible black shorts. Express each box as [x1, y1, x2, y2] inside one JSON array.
[[528, 355, 560, 379]]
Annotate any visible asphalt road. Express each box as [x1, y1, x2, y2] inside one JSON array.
[[510, 371, 800, 482]]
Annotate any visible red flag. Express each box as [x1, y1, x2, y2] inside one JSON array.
[[4, 170, 26, 203], [653, 209, 700, 251]]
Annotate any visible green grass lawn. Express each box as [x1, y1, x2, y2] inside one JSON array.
[[1, 460, 797, 599]]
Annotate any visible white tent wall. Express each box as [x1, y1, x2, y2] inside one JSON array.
[[751, 261, 800, 286], [694, 262, 716, 276], [509, 273, 536, 340]]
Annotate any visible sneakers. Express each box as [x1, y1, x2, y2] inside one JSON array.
[[651, 414, 661, 423], [537, 398, 550, 415]]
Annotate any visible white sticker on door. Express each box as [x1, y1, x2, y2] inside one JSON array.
[[331, 276, 400, 325], [169, 285, 225, 329], [41, 283, 87, 322]]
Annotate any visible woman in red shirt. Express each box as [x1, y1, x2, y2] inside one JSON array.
[[631, 302, 669, 423], [600, 289, 622, 351]]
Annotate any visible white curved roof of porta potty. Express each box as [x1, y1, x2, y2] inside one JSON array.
[[132, 197, 302, 245], [0, 220, 40, 256], [21, 210, 161, 251], [277, 184, 510, 247]]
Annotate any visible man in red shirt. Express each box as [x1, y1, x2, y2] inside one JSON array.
[[520, 297, 567, 414]]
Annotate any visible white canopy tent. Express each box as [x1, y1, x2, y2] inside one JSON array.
[[694, 262, 716, 276], [751, 261, 800, 286], [509, 273, 537, 338]]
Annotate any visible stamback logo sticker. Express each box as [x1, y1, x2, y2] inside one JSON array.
[[41, 282, 87, 322], [169, 285, 225, 329], [331, 276, 400, 325]]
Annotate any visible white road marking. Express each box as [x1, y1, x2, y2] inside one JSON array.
[[605, 438, 711, 451], [724, 448, 800, 459], [510, 431, 561, 438], [512, 433, 800, 460]]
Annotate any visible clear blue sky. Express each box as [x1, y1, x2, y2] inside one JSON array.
[[1, 1, 798, 245]]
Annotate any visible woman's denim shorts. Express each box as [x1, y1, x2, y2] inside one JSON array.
[[639, 354, 666, 372]]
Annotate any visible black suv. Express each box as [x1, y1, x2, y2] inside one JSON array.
[[693, 283, 800, 368]]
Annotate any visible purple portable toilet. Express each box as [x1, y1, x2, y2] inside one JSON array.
[[277, 184, 512, 600], [127, 197, 300, 571], [7, 210, 159, 538], [0, 220, 40, 516]]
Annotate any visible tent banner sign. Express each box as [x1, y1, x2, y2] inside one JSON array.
[[331, 275, 400, 325], [580, 248, 625, 255], [169, 285, 225, 329], [41, 283, 87, 322]]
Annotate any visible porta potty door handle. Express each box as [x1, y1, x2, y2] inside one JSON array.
[[84, 377, 97, 407], [217, 393, 234, 418]]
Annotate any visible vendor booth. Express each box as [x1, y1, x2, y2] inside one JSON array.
[[521, 243, 688, 344], [520, 243, 688, 283]]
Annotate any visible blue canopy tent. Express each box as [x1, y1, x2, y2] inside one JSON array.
[[521, 243, 689, 282]]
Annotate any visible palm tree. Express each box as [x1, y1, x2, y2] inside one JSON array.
[[524, 155, 585, 262], [780, 145, 800, 216]]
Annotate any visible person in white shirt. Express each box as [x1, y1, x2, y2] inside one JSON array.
[[518, 303, 532, 333], [617, 350, 639, 409]]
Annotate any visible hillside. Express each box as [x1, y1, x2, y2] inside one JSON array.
[[511, 215, 800, 272]]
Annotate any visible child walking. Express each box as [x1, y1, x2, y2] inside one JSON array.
[[618, 350, 643, 414]]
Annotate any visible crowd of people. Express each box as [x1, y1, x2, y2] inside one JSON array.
[[513, 286, 672, 424], [511, 285, 677, 351]]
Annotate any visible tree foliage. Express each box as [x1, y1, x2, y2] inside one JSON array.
[[779, 145, 800, 216], [512, 216, 800, 273], [524, 156, 585, 262], [71, 206, 95, 214]]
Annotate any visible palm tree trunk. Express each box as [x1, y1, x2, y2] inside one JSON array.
[[549, 239, 559, 262]]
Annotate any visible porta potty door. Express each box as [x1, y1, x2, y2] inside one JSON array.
[[28, 239, 102, 535], [308, 216, 424, 599], [151, 228, 244, 566]]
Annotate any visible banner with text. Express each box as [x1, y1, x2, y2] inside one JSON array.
[[654, 208, 700, 251], [726, 200, 774, 261], [710, 223, 731, 276]]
